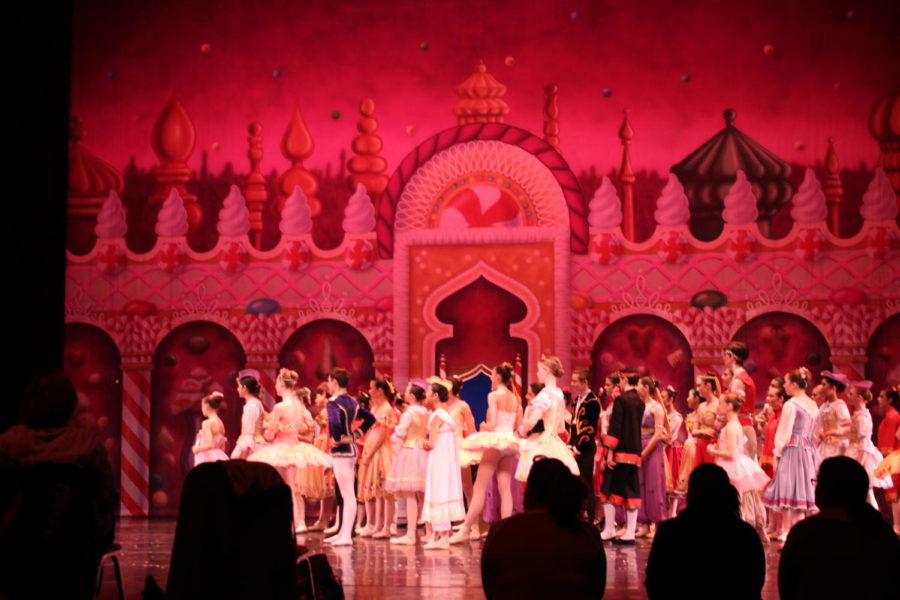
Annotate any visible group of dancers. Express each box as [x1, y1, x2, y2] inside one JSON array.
[[190, 342, 900, 550]]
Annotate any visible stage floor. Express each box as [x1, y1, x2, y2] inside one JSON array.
[[105, 518, 783, 599]]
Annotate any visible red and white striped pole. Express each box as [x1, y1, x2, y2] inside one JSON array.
[[120, 362, 152, 517], [439, 353, 448, 379], [514, 353, 523, 398], [247, 362, 279, 411]]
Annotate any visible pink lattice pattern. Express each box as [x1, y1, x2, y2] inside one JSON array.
[[66, 260, 393, 315], [572, 246, 899, 305]]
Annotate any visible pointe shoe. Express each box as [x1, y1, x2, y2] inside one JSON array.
[[424, 537, 449, 550], [390, 535, 415, 545], [447, 529, 470, 545]]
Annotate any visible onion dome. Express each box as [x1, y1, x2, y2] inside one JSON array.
[[868, 86, 900, 202], [671, 109, 791, 241], [68, 116, 123, 200], [453, 61, 510, 125]]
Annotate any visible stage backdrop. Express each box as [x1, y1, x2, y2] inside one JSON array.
[[63, 0, 899, 515]]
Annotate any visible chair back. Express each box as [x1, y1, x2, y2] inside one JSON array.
[[0, 461, 100, 599]]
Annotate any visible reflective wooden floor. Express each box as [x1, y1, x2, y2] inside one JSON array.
[[105, 519, 783, 599]]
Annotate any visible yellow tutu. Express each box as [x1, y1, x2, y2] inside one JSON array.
[[875, 449, 900, 478]]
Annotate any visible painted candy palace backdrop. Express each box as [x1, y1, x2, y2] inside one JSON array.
[[64, 0, 899, 516]]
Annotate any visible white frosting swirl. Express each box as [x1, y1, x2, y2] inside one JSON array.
[[279, 185, 313, 236], [654, 173, 690, 226], [722, 170, 758, 225], [154, 188, 189, 237], [790, 168, 827, 223], [588, 176, 622, 228], [217, 185, 250, 237], [95, 190, 128, 239], [342, 183, 376, 234], [861, 168, 898, 222]]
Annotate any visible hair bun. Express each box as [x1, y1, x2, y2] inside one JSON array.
[[799, 367, 810, 381]]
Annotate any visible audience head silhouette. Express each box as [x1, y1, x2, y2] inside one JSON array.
[[686, 463, 740, 517], [814, 456, 869, 509], [21, 369, 77, 428], [524, 457, 588, 527]]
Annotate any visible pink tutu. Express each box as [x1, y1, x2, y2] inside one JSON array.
[[194, 448, 229, 466], [385, 445, 428, 493], [716, 453, 770, 494]]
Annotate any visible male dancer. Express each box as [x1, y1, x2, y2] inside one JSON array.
[[598, 368, 645, 544], [325, 367, 376, 546], [570, 369, 600, 519], [724, 341, 758, 458]]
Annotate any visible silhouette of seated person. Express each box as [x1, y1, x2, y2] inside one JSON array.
[[645, 463, 764, 600], [161, 459, 297, 600], [779, 456, 900, 600], [0, 370, 118, 599], [481, 457, 607, 600]]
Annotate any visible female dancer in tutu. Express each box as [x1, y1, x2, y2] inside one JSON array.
[[248, 369, 332, 533], [449, 363, 523, 544], [386, 382, 430, 544], [762, 368, 819, 541], [192, 391, 229, 466], [845, 383, 892, 509], [357, 376, 398, 539], [516, 355, 579, 482], [708, 392, 770, 541], [421, 381, 465, 549]]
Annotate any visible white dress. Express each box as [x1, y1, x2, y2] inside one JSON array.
[[515, 387, 579, 482], [421, 407, 466, 531]]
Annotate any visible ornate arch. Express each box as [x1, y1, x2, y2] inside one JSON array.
[[377, 123, 586, 257], [420, 261, 542, 377]]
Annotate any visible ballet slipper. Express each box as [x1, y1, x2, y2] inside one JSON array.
[[323, 524, 339, 536], [373, 530, 390, 539], [447, 528, 471, 545], [469, 528, 481, 541], [390, 535, 415, 545], [294, 524, 308, 534], [390, 524, 398, 536], [358, 526, 375, 537], [308, 523, 326, 532], [424, 536, 449, 550], [635, 525, 650, 538], [326, 536, 352, 547]]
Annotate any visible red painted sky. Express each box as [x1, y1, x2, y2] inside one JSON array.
[[71, 0, 900, 179]]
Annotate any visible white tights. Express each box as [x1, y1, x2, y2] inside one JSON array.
[[333, 456, 357, 541]]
